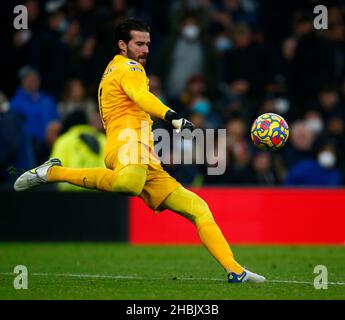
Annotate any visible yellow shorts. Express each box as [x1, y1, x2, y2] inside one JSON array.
[[104, 141, 181, 211]]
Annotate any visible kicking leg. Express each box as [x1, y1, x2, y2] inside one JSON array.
[[14, 158, 147, 196], [161, 186, 265, 283], [48, 164, 147, 195]]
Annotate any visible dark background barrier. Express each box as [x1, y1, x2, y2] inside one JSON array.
[[0, 191, 128, 241]]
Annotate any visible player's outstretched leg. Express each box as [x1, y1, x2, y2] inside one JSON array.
[[14, 158, 147, 196], [162, 186, 266, 283]]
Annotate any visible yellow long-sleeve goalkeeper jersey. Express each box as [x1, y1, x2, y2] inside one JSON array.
[[98, 54, 170, 153]]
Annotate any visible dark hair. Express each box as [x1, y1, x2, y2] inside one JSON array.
[[114, 18, 151, 54], [62, 110, 88, 133]]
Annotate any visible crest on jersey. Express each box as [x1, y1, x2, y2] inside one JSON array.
[[126, 61, 139, 66]]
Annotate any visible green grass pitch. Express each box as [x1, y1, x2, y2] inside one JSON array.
[[0, 243, 344, 299]]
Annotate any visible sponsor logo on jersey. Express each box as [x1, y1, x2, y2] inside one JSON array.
[[126, 61, 139, 66], [130, 67, 143, 72]]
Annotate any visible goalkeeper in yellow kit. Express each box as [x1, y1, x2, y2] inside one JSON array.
[[14, 18, 265, 283]]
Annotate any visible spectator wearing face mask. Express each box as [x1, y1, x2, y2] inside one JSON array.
[[154, 11, 220, 99], [304, 110, 325, 137], [214, 31, 232, 54], [211, 22, 233, 61], [284, 142, 343, 186], [178, 74, 223, 128]]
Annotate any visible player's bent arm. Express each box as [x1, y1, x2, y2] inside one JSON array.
[[120, 68, 170, 119], [121, 67, 194, 131]]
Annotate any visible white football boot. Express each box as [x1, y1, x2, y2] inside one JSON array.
[[13, 158, 62, 191], [228, 269, 266, 283]]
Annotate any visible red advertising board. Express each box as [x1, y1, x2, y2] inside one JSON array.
[[129, 188, 345, 244]]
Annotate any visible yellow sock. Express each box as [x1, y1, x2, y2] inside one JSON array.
[[48, 166, 117, 191], [162, 187, 244, 275], [47, 165, 147, 195], [197, 222, 244, 274]]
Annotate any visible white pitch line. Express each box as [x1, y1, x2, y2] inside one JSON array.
[[267, 279, 345, 286], [34, 272, 148, 280], [32, 272, 224, 282], [1, 272, 344, 286]]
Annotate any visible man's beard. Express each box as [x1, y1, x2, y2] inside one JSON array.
[[127, 48, 147, 66]]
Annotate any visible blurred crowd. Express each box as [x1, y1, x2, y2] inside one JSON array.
[[1, 0, 345, 189]]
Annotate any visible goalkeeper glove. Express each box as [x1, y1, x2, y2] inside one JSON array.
[[164, 110, 194, 133]]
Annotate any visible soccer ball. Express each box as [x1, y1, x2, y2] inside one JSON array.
[[250, 113, 289, 151]]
